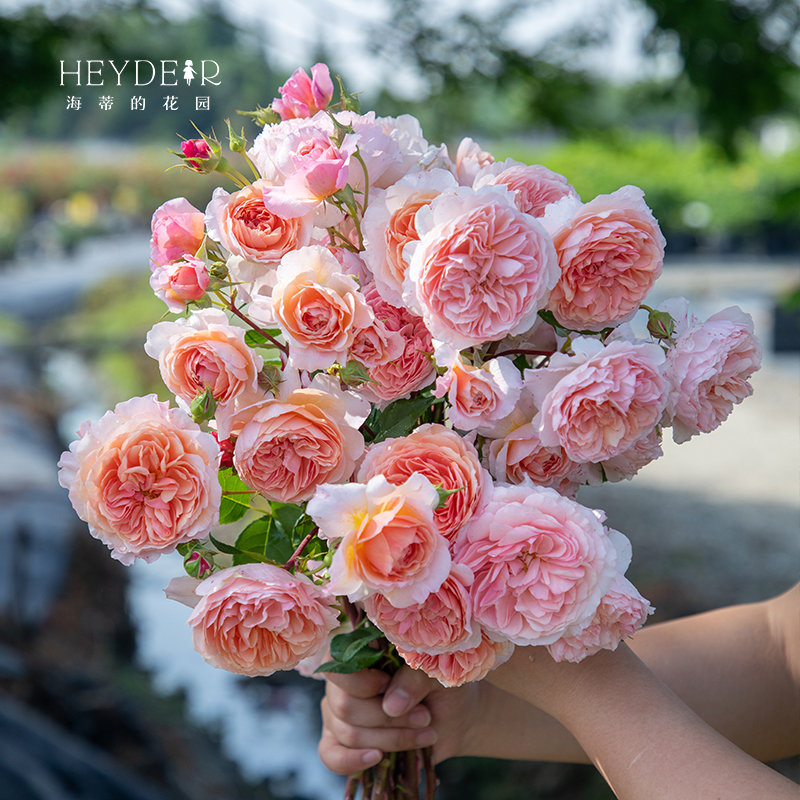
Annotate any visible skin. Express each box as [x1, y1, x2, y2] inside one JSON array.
[[319, 583, 800, 797]]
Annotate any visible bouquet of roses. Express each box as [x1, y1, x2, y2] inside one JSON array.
[[58, 63, 762, 799]]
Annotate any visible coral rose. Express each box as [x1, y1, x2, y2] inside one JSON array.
[[455, 482, 619, 646], [545, 185, 665, 331], [546, 574, 654, 663], [660, 299, 762, 443], [57, 395, 220, 565], [308, 474, 451, 608], [149, 255, 210, 313], [404, 186, 559, 353], [398, 632, 514, 688], [233, 379, 365, 504], [187, 564, 340, 677], [357, 424, 490, 548], [364, 563, 480, 655], [144, 308, 264, 414], [271, 245, 373, 371], [149, 197, 205, 268], [526, 337, 667, 463], [205, 180, 312, 264]]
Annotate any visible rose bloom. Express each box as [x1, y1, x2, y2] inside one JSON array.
[[398, 632, 514, 688], [187, 564, 340, 677], [233, 380, 365, 504], [308, 474, 451, 608], [455, 482, 619, 646], [526, 337, 667, 463], [545, 185, 665, 331], [361, 169, 459, 307], [485, 419, 590, 496], [271, 245, 372, 371], [356, 282, 436, 404], [271, 63, 334, 120], [364, 563, 480, 655], [370, 113, 436, 189], [474, 160, 578, 217], [149, 197, 205, 268], [434, 354, 522, 434], [404, 185, 559, 353], [205, 180, 313, 264], [547, 574, 654, 663], [660, 299, 762, 443], [149, 254, 210, 313], [357, 423, 489, 547], [144, 308, 264, 413], [454, 137, 495, 186], [601, 427, 663, 482], [349, 315, 405, 368], [57, 395, 220, 565]]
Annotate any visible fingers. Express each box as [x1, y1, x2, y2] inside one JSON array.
[[382, 665, 439, 717], [318, 725, 383, 776], [325, 678, 431, 729], [322, 668, 391, 699]]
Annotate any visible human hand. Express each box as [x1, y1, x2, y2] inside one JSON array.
[[319, 665, 483, 776]]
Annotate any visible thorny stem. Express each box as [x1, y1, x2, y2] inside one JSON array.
[[226, 297, 289, 356], [489, 348, 556, 360], [282, 528, 318, 572], [345, 775, 359, 800], [423, 747, 436, 800]]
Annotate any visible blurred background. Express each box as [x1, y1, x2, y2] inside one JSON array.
[[0, 0, 798, 798]]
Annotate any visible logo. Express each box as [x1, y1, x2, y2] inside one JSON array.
[[59, 59, 221, 86]]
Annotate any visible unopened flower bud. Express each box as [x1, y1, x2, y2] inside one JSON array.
[[184, 550, 214, 579], [209, 261, 229, 280], [176, 135, 221, 173], [190, 387, 217, 424], [237, 105, 281, 127], [225, 119, 247, 154], [647, 308, 676, 341], [211, 430, 235, 470]]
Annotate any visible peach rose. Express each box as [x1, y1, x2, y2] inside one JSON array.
[[546, 574, 654, 663], [434, 354, 522, 433], [233, 380, 365, 504], [357, 424, 490, 548], [455, 482, 619, 646], [149, 254, 210, 313], [404, 186, 559, 353], [361, 169, 458, 307], [149, 197, 205, 268], [526, 337, 667, 463], [398, 632, 514, 688], [364, 563, 480, 655], [545, 186, 665, 331], [187, 564, 340, 676], [660, 299, 762, 443], [271, 245, 373, 371], [308, 474, 451, 608], [144, 308, 263, 413], [205, 180, 312, 264], [474, 160, 578, 217], [57, 395, 220, 565], [355, 282, 436, 404]]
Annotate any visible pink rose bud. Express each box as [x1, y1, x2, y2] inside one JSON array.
[[179, 137, 221, 173], [190, 387, 217, 424], [211, 431, 236, 471], [184, 551, 214, 580], [646, 307, 676, 341]]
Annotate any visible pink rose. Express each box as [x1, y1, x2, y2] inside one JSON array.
[[404, 186, 559, 352], [233, 379, 365, 504], [454, 137, 495, 186], [474, 161, 578, 217], [149, 197, 205, 267], [349, 315, 405, 368], [308, 474, 451, 608], [526, 337, 667, 463], [270, 245, 373, 371], [485, 421, 590, 496], [57, 395, 220, 565], [149, 255, 210, 313], [357, 423, 490, 548], [455, 482, 619, 646], [181, 138, 214, 172], [187, 564, 340, 676], [355, 283, 436, 404], [271, 63, 334, 120], [601, 428, 663, 482], [144, 308, 264, 413], [660, 299, 762, 443], [398, 632, 514, 688], [546, 575, 654, 663], [205, 180, 312, 264], [434, 354, 522, 433], [545, 186, 665, 331], [361, 169, 458, 307], [364, 563, 480, 654]]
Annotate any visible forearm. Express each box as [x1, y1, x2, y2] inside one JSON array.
[[488, 644, 799, 800]]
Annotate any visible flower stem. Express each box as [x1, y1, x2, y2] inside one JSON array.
[[282, 528, 318, 571], [227, 298, 289, 355]]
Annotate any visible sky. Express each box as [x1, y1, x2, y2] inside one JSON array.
[[2, 0, 682, 97]]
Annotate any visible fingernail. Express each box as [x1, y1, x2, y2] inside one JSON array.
[[362, 749, 382, 766], [416, 729, 437, 747], [409, 707, 431, 728], [383, 688, 410, 717]]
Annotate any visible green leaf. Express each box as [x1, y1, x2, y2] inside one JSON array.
[[512, 353, 529, 373], [314, 648, 383, 674], [372, 394, 437, 443], [208, 534, 270, 564], [245, 329, 283, 348], [218, 469, 251, 525], [537, 309, 613, 339], [234, 515, 290, 565]]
